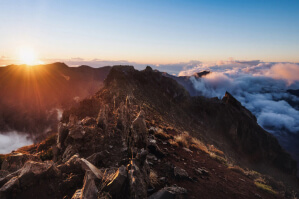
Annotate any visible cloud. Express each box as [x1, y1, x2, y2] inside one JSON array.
[[265, 63, 299, 84], [181, 61, 299, 134], [0, 132, 33, 154]]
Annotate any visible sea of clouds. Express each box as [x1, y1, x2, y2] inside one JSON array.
[[0, 131, 33, 154], [178, 60, 299, 135]]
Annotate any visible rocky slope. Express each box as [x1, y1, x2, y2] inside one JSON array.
[[0, 65, 298, 198]]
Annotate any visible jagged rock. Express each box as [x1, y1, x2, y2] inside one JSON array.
[[149, 185, 187, 199], [148, 139, 165, 158], [1, 153, 41, 172], [18, 161, 60, 187], [68, 125, 86, 139], [58, 154, 83, 174], [117, 102, 128, 132], [0, 171, 9, 178], [62, 145, 79, 163], [104, 165, 128, 197], [0, 177, 20, 199], [86, 151, 111, 167], [80, 158, 103, 179], [80, 117, 97, 126], [0, 170, 20, 187], [80, 170, 98, 199], [128, 160, 149, 199], [173, 167, 188, 179], [0, 161, 60, 198], [97, 104, 109, 130], [57, 122, 69, 149], [131, 110, 148, 149], [195, 168, 209, 176]]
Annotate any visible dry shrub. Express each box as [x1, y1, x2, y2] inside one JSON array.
[[154, 128, 171, 140], [208, 145, 224, 157], [210, 153, 228, 166], [254, 181, 277, 195], [190, 138, 209, 153], [228, 165, 246, 175], [169, 140, 179, 147], [149, 170, 159, 186]]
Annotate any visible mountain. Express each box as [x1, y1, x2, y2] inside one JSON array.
[[0, 63, 111, 140], [162, 71, 211, 96], [0, 65, 297, 199]]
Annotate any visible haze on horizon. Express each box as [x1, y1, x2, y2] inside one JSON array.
[[0, 0, 299, 67]]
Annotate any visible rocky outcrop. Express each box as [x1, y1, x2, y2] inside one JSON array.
[[1, 153, 41, 172]]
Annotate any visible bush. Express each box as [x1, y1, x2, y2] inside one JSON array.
[[254, 181, 277, 195], [154, 128, 171, 140]]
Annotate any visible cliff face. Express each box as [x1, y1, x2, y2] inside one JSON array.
[[0, 65, 298, 198]]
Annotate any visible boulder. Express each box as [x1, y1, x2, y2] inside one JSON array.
[[18, 161, 60, 187], [149, 185, 187, 199], [0, 177, 20, 199], [173, 167, 188, 179], [1, 153, 41, 172], [62, 145, 79, 163], [148, 139, 165, 158], [127, 160, 148, 199], [104, 165, 128, 197], [81, 170, 98, 199], [68, 125, 86, 140], [80, 158, 103, 179]]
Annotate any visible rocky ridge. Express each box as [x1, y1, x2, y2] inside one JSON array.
[[0, 65, 298, 198]]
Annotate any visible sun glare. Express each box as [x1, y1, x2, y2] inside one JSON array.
[[18, 47, 43, 66]]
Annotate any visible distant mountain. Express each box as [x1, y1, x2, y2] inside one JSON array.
[[0, 62, 111, 139], [163, 70, 210, 96]]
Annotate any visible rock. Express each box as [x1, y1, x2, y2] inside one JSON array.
[[0, 161, 60, 198], [62, 145, 79, 163], [117, 102, 128, 132], [80, 158, 103, 179], [195, 168, 209, 176], [18, 161, 60, 187], [0, 170, 9, 178], [148, 140, 165, 158], [149, 185, 187, 199], [0, 177, 20, 199], [68, 125, 86, 139], [81, 170, 98, 199], [173, 167, 188, 179], [128, 160, 148, 199], [1, 153, 41, 172], [131, 110, 148, 149], [104, 165, 128, 197], [97, 104, 109, 130], [80, 117, 97, 126], [0, 170, 20, 187], [57, 122, 69, 149]]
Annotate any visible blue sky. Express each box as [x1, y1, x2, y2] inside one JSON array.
[[0, 0, 299, 65]]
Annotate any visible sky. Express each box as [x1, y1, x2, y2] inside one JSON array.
[[0, 0, 299, 66]]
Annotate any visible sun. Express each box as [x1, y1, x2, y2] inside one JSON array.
[[18, 47, 43, 66]]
